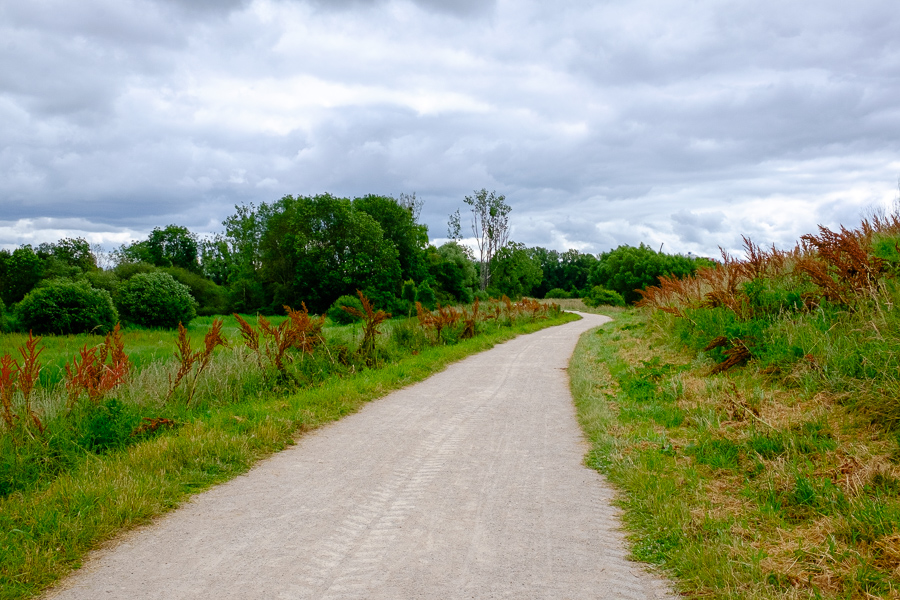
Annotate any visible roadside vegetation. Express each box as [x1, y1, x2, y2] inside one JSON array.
[[0, 293, 571, 600], [573, 214, 900, 599]]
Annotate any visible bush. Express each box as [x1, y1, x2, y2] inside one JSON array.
[[327, 294, 364, 325], [163, 267, 229, 316], [0, 298, 6, 332], [416, 282, 437, 310], [544, 288, 571, 299], [117, 271, 197, 328], [15, 279, 118, 335], [583, 285, 626, 307]]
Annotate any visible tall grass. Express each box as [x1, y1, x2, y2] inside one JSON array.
[[0, 297, 575, 600]]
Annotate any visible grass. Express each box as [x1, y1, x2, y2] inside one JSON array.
[[571, 310, 900, 599], [0, 307, 577, 600]]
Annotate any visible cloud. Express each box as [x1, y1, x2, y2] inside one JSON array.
[[1, 0, 899, 257]]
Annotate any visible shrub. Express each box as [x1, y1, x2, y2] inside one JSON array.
[[162, 267, 229, 316], [544, 287, 570, 299], [116, 271, 197, 329], [16, 280, 118, 335], [583, 285, 626, 307], [0, 298, 6, 332], [416, 282, 437, 310], [327, 295, 364, 325]]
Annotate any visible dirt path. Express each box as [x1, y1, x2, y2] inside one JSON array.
[[46, 313, 673, 599]]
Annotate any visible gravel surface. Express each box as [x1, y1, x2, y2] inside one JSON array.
[[45, 313, 674, 599]]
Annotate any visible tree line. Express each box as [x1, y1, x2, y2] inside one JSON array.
[[0, 190, 714, 334]]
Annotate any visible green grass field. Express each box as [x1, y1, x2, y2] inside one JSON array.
[[0, 302, 575, 600]]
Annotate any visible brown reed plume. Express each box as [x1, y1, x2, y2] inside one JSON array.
[[0, 354, 17, 429], [342, 291, 390, 364], [796, 225, 884, 306], [18, 332, 44, 433], [167, 319, 228, 404], [65, 323, 131, 407], [460, 298, 481, 339]]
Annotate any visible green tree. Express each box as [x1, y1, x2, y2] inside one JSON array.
[[460, 189, 511, 291], [261, 194, 402, 313], [0, 246, 44, 305], [425, 242, 478, 304], [353, 194, 429, 284], [37, 237, 97, 278], [118, 225, 200, 272], [488, 242, 543, 299], [589, 244, 701, 304]]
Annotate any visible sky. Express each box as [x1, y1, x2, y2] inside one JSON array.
[[2, 0, 900, 258]]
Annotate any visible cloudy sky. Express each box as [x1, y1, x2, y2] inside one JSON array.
[[2, 0, 899, 258]]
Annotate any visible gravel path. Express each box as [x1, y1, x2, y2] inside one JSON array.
[[46, 313, 674, 599]]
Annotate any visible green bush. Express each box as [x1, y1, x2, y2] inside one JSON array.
[[327, 294, 364, 325], [583, 285, 626, 307], [0, 298, 6, 332], [162, 267, 229, 316], [116, 271, 197, 328], [544, 288, 571, 299], [416, 281, 437, 310], [15, 279, 118, 335]]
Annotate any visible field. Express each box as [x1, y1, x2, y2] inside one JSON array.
[[571, 218, 900, 599], [0, 298, 573, 600]]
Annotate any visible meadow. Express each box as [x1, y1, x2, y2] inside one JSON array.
[[0, 296, 572, 600], [571, 216, 900, 599]]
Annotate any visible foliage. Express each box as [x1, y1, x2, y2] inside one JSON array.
[[426, 242, 477, 304], [487, 242, 543, 299], [0, 245, 44, 305], [260, 194, 402, 313], [163, 266, 230, 316], [415, 281, 437, 310], [529, 247, 598, 298], [455, 189, 511, 291], [544, 288, 571, 299], [328, 294, 365, 325], [117, 271, 197, 329], [352, 194, 429, 284], [591, 244, 706, 304], [583, 285, 626, 307], [16, 279, 118, 335], [118, 225, 201, 272]]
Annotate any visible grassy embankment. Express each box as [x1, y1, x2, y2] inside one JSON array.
[[0, 300, 575, 600], [570, 220, 900, 599]]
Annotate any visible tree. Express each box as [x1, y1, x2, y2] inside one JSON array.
[[488, 242, 543, 299], [462, 189, 511, 291], [353, 194, 429, 284], [425, 242, 478, 304], [37, 237, 97, 275], [260, 194, 402, 313], [118, 225, 200, 272], [589, 244, 702, 303], [0, 246, 44, 305]]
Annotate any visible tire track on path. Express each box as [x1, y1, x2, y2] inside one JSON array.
[[46, 313, 675, 600]]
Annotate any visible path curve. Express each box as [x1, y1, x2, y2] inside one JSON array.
[[46, 313, 674, 600]]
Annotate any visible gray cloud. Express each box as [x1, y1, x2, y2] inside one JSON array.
[[1, 0, 899, 257]]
